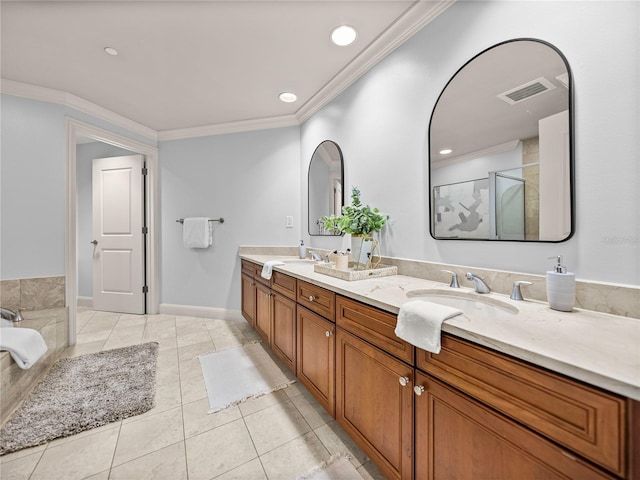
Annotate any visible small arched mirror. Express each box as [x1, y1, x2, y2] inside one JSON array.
[[429, 38, 574, 242], [308, 140, 344, 236]]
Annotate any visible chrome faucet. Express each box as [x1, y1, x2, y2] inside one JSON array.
[[0, 307, 24, 323], [441, 270, 460, 288], [309, 251, 322, 261], [465, 272, 490, 294]]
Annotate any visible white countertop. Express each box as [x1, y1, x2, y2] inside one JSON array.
[[241, 254, 640, 401]]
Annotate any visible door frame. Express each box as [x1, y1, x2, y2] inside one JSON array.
[[66, 117, 159, 345]]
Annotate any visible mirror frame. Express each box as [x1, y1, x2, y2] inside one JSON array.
[[428, 38, 575, 242], [308, 140, 345, 236]]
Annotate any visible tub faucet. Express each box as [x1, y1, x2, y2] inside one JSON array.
[[0, 307, 23, 323], [465, 272, 491, 294]]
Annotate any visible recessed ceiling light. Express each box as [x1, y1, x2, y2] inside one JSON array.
[[439, 149, 453, 155], [104, 47, 119, 56], [279, 92, 297, 103], [331, 25, 357, 46]]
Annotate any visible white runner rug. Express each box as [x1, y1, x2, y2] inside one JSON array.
[[199, 342, 295, 413]]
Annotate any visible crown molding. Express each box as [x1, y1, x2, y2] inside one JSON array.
[[295, 0, 455, 123], [1, 78, 158, 142], [157, 114, 299, 141]]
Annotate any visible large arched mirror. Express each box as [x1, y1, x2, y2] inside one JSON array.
[[429, 38, 573, 242], [308, 140, 344, 236]]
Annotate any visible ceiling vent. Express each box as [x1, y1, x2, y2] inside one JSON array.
[[497, 77, 556, 105]]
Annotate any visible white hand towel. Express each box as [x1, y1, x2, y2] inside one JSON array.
[[0, 327, 48, 369], [394, 300, 463, 354], [183, 217, 212, 248], [261, 260, 285, 280]]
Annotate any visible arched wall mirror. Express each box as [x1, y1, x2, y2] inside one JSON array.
[[308, 140, 344, 236], [429, 38, 574, 242]]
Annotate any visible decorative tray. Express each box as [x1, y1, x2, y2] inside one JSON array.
[[313, 262, 398, 281]]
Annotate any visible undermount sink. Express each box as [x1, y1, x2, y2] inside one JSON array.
[[405, 289, 518, 321]]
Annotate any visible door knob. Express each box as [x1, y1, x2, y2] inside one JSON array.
[[414, 385, 425, 396], [308, 295, 316, 302], [325, 330, 332, 337], [91, 240, 98, 245], [399, 376, 410, 387]]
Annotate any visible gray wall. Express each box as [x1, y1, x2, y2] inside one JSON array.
[[1, 95, 66, 279], [159, 126, 301, 309], [76, 142, 136, 298], [302, 0, 639, 286]]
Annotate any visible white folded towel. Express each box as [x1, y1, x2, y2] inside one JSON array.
[[394, 300, 463, 354], [0, 327, 48, 369], [183, 217, 212, 249], [261, 260, 285, 280]]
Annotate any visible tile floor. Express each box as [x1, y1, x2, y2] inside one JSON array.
[[0, 309, 385, 480]]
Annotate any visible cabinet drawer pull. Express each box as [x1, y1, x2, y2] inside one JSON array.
[[399, 376, 410, 387], [414, 385, 425, 396], [325, 330, 332, 337], [308, 295, 316, 302]]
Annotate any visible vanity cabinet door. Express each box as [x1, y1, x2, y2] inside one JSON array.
[[272, 293, 296, 373], [414, 371, 614, 480], [241, 273, 256, 327], [336, 328, 413, 480], [296, 306, 335, 416], [255, 282, 272, 344]]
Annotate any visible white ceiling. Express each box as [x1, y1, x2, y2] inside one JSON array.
[[1, 1, 452, 135]]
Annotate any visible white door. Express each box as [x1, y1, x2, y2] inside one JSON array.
[[92, 155, 146, 314]]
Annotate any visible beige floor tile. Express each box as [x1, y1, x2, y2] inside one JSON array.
[[177, 340, 215, 363], [60, 339, 106, 358], [213, 458, 267, 480], [79, 315, 119, 334], [46, 420, 121, 448], [0, 449, 43, 480], [113, 406, 184, 467], [157, 347, 179, 369], [115, 314, 148, 328], [30, 425, 119, 480], [211, 334, 246, 350], [238, 389, 290, 417], [314, 421, 369, 468], [177, 331, 212, 348], [155, 358, 180, 386], [185, 418, 257, 479], [82, 470, 110, 480], [259, 432, 330, 479], [102, 325, 146, 350], [244, 399, 312, 455], [76, 329, 111, 345], [357, 460, 386, 480], [290, 391, 334, 429], [109, 441, 188, 480], [179, 372, 208, 404], [122, 380, 182, 423], [144, 325, 178, 342], [182, 397, 242, 438], [0, 444, 46, 464], [178, 354, 204, 380]]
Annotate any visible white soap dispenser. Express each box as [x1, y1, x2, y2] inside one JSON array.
[[546, 255, 575, 312], [298, 240, 306, 259]]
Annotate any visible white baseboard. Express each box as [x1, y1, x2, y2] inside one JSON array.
[[77, 296, 93, 308], [159, 304, 244, 321]]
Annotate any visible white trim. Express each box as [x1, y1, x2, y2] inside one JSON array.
[[296, 0, 455, 123], [159, 304, 244, 322], [77, 296, 93, 308], [2, 79, 158, 142], [66, 118, 160, 345], [158, 115, 299, 141]]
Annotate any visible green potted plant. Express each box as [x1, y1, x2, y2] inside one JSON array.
[[320, 187, 389, 269]]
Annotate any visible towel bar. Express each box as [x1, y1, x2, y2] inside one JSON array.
[[177, 218, 224, 224]]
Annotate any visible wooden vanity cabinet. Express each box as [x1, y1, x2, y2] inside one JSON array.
[[336, 327, 413, 480], [336, 296, 413, 480], [254, 281, 272, 344], [240, 272, 256, 327], [271, 272, 297, 373], [417, 334, 627, 477], [414, 371, 614, 480], [296, 305, 335, 415]]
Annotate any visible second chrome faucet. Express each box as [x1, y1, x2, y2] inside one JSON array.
[[465, 272, 490, 294]]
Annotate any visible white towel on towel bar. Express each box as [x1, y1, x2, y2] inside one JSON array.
[[0, 327, 48, 369], [183, 217, 213, 248], [394, 300, 462, 354]]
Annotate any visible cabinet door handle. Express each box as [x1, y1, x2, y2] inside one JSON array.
[[399, 376, 410, 387], [325, 330, 332, 337], [308, 295, 316, 302], [414, 385, 425, 396]]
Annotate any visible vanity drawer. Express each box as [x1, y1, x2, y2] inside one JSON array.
[[417, 334, 627, 476], [336, 295, 414, 365], [241, 259, 256, 276], [297, 281, 335, 321], [272, 271, 296, 300]]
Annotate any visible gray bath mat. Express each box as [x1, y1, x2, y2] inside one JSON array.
[[0, 342, 158, 455]]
